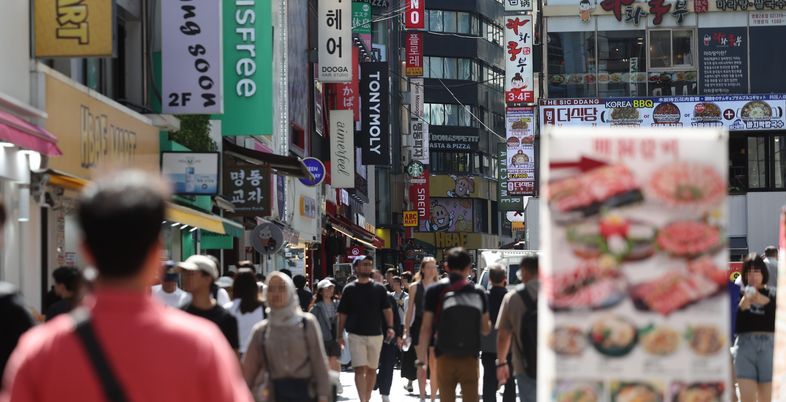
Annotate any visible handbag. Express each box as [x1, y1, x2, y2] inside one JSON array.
[[262, 318, 315, 402]]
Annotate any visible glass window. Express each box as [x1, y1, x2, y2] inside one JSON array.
[[423, 57, 430, 78], [547, 31, 597, 98], [444, 11, 457, 33], [649, 31, 671, 68], [649, 30, 694, 68], [430, 57, 443, 78], [424, 10, 429, 29], [673, 30, 694, 67], [423, 103, 431, 124], [432, 104, 445, 125], [430, 10, 443, 32], [597, 30, 646, 97], [444, 58, 457, 79], [471, 16, 480, 36], [459, 59, 472, 80], [729, 134, 747, 193], [445, 104, 458, 125], [748, 136, 767, 189], [458, 12, 471, 34], [775, 136, 786, 189]]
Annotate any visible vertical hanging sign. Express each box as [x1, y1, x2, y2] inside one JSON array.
[[408, 168, 430, 226], [406, 0, 425, 29], [505, 107, 536, 196], [505, 0, 534, 11], [410, 78, 429, 164], [504, 16, 534, 105], [335, 47, 360, 121], [405, 31, 424, 77], [319, 0, 352, 82], [329, 110, 355, 188], [360, 62, 391, 165]]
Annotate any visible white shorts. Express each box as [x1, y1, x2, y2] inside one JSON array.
[[348, 334, 384, 369]]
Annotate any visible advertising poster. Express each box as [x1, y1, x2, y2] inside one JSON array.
[[698, 27, 748, 95], [360, 62, 391, 165], [161, 152, 219, 195], [540, 127, 730, 402], [329, 110, 355, 188], [504, 16, 534, 105], [506, 107, 536, 196], [419, 198, 477, 233], [498, 148, 525, 212], [406, 32, 424, 77], [162, 0, 223, 114], [352, 2, 372, 49], [318, 0, 352, 82]]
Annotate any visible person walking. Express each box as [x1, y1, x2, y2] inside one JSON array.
[[734, 253, 776, 402], [391, 276, 409, 323], [1, 170, 252, 402], [151, 261, 192, 308], [497, 254, 539, 402], [375, 289, 403, 402], [45, 266, 84, 321], [337, 255, 395, 402], [481, 264, 516, 402], [417, 248, 491, 402], [294, 275, 314, 312], [243, 271, 331, 402], [310, 278, 343, 394], [224, 268, 266, 357], [403, 257, 440, 402]]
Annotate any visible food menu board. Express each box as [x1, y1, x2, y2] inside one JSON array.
[[506, 107, 536, 196], [540, 95, 786, 131], [540, 128, 731, 402], [698, 27, 748, 95]]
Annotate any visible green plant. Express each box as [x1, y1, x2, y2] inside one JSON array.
[[170, 115, 218, 152]]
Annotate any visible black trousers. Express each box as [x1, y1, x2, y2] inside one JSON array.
[[481, 352, 516, 402], [401, 346, 418, 381], [376, 341, 398, 395]]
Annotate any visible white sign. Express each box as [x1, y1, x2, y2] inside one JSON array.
[[330, 110, 355, 188], [318, 0, 352, 82], [411, 78, 425, 118], [411, 121, 429, 164], [161, 0, 223, 114], [750, 11, 786, 26], [540, 127, 730, 402], [161, 152, 220, 195], [504, 0, 533, 11], [506, 211, 526, 222], [504, 16, 534, 105]]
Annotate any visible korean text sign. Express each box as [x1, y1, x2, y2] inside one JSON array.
[[335, 47, 360, 121], [406, 31, 424, 77], [406, 0, 425, 29], [34, 0, 114, 57], [162, 0, 223, 114], [319, 0, 352, 82], [504, 16, 534, 105], [540, 127, 729, 402], [223, 159, 271, 217]]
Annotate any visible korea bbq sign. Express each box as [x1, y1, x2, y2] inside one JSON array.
[[162, 0, 223, 114], [540, 95, 786, 131], [319, 0, 352, 82], [504, 16, 534, 105], [360, 62, 391, 165], [406, 32, 424, 77], [406, 0, 425, 29]]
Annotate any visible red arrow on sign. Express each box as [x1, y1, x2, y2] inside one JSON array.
[[549, 156, 607, 172]]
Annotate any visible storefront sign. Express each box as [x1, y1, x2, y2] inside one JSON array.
[[429, 133, 480, 151], [505, 0, 534, 11], [406, 0, 425, 29], [34, 0, 114, 57], [699, 27, 748, 95], [223, 159, 271, 217], [161, 152, 219, 195], [498, 148, 525, 211], [717, 0, 786, 11], [540, 95, 786, 131], [409, 168, 430, 228], [750, 11, 786, 25], [435, 232, 469, 248], [162, 0, 223, 114], [403, 210, 419, 227], [251, 222, 283, 255], [360, 62, 391, 165], [299, 157, 326, 186], [506, 107, 536, 196], [43, 68, 159, 178], [219, 0, 273, 136], [411, 122, 430, 164], [600, 0, 689, 25], [405, 32, 424, 77], [540, 127, 729, 402], [299, 196, 317, 218], [330, 110, 355, 188], [319, 0, 352, 82], [335, 47, 360, 121], [352, 2, 372, 34], [504, 16, 534, 105], [421, 198, 477, 232]]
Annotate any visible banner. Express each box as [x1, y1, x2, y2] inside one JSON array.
[[412, 121, 430, 164], [162, 0, 223, 114], [34, 0, 114, 57], [318, 0, 352, 82], [223, 159, 271, 217], [506, 107, 536, 196], [409, 168, 430, 227], [161, 152, 219, 195], [405, 31, 424, 77], [352, 2, 372, 34], [498, 147, 525, 212], [505, 0, 534, 11], [335, 47, 360, 121], [406, 0, 425, 29], [540, 127, 729, 402], [540, 95, 786, 131], [329, 110, 355, 188], [411, 78, 425, 118], [360, 62, 391, 165], [219, 0, 273, 136], [504, 16, 534, 105]]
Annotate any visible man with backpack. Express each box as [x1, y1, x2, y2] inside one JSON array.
[[496, 254, 539, 402], [416, 247, 491, 402], [481, 264, 516, 402]]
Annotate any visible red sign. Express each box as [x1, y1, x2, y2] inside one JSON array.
[[405, 31, 423, 77], [347, 246, 363, 258], [406, 0, 424, 30], [694, 0, 709, 13], [408, 168, 430, 225], [335, 46, 360, 121]]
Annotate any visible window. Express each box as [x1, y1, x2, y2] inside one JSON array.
[[431, 152, 472, 174], [429, 10, 443, 32], [748, 136, 767, 189], [598, 30, 647, 97], [547, 31, 597, 98], [430, 57, 443, 78], [728, 133, 786, 193], [775, 136, 786, 189], [425, 103, 478, 127], [459, 59, 472, 80], [458, 12, 471, 34], [648, 29, 695, 69], [444, 58, 457, 79], [443, 11, 457, 33]]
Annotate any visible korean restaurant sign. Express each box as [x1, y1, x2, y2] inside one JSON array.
[[540, 95, 786, 131], [223, 158, 271, 217], [406, 0, 425, 29], [330, 110, 355, 188], [335, 47, 360, 121], [319, 0, 352, 82], [599, 0, 689, 25], [504, 16, 534, 105], [506, 0, 534, 11], [410, 78, 429, 164], [42, 68, 159, 179], [505, 107, 536, 196], [698, 27, 748, 95], [34, 0, 114, 57], [540, 127, 729, 402], [218, 0, 273, 136], [405, 32, 424, 77], [360, 62, 391, 165]]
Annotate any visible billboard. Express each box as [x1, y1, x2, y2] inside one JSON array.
[[161, 152, 220, 195]]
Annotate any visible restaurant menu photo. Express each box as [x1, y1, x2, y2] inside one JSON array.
[[540, 127, 731, 402]]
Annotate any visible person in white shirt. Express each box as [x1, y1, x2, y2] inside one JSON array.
[[151, 261, 192, 308], [224, 269, 265, 356], [391, 276, 409, 324], [764, 246, 779, 289]]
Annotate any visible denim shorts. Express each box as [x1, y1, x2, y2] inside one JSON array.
[[732, 333, 774, 383]]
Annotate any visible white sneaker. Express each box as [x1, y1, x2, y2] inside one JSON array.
[[336, 384, 343, 395], [381, 395, 390, 402]]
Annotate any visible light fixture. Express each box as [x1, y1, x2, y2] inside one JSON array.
[[162, 220, 168, 224], [18, 187, 29, 222], [0, 142, 13, 148], [189, 226, 198, 232], [171, 222, 181, 227], [180, 225, 189, 230]]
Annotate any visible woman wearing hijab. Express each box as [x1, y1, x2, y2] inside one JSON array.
[[242, 271, 331, 402]]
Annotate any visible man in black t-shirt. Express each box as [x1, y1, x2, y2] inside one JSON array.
[[179, 255, 239, 353], [337, 256, 394, 402], [417, 248, 490, 402]]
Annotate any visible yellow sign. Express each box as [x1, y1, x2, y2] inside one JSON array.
[[35, 0, 114, 57], [403, 211, 419, 227], [42, 67, 159, 179], [512, 221, 526, 231], [435, 232, 469, 249]]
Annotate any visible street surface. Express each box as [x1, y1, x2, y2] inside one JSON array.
[[337, 368, 491, 402]]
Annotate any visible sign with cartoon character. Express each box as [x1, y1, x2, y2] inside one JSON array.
[[447, 175, 476, 197], [420, 198, 478, 232], [504, 16, 534, 105], [579, 0, 596, 23], [251, 222, 284, 255]]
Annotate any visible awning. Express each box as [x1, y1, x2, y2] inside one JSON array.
[[327, 215, 378, 249], [0, 109, 62, 156], [223, 139, 314, 180]]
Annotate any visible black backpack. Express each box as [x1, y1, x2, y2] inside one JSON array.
[[517, 285, 537, 378], [435, 279, 485, 357]]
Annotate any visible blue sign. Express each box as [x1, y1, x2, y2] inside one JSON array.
[[299, 157, 326, 186]]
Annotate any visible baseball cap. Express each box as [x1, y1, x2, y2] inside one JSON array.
[[317, 279, 335, 290], [216, 276, 234, 288], [352, 255, 371, 266], [177, 255, 219, 280]]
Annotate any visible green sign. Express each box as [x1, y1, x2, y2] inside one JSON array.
[[218, 0, 273, 136], [352, 2, 372, 34], [498, 147, 524, 212]]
